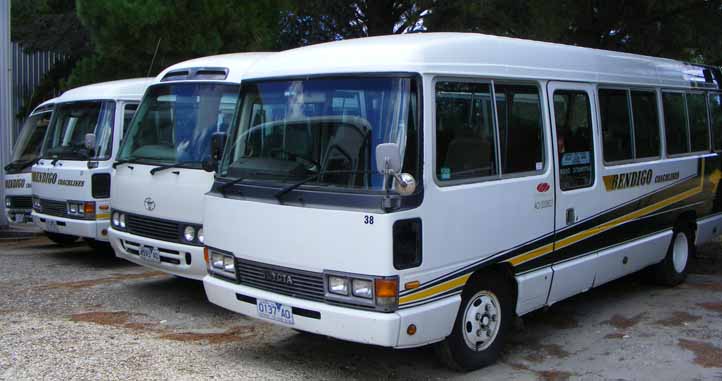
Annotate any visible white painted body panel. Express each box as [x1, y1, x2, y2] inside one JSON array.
[[4, 172, 33, 224]]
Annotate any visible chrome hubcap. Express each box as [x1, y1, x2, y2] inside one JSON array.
[[462, 290, 501, 352], [672, 232, 689, 274]]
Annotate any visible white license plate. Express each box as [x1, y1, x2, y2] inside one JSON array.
[[14, 214, 25, 224], [139, 246, 160, 263], [257, 299, 294, 325], [46, 220, 59, 233]]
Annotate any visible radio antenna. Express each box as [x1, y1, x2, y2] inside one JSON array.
[[146, 38, 162, 77]]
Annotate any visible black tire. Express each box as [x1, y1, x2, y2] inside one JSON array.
[[84, 238, 114, 254], [434, 271, 513, 371], [45, 232, 78, 245], [652, 226, 694, 286]]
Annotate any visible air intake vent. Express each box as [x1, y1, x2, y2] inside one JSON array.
[[92, 173, 111, 198], [161, 67, 229, 82]]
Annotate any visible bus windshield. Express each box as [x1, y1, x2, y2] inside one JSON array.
[[220, 77, 419, 191], [118, 82, 239, 167], [43, 101, 115, 161], [9, 111, 52, 166]]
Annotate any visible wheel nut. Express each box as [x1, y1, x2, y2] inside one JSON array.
[[476, 313, 481, 321], [485, 304, 491, 312], [491, 315, 497, 322], [476, 329, 482, 336]]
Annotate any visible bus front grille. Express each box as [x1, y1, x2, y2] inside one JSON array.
[[125, 214, 180, 243], [235, 258, 326, 302], [7, 196, 32, 209], [37, 198, 67, 217]]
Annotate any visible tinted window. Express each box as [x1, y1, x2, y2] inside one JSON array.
[[662, 93, 689, 155], [599, 89, 633, 162], [495, 84, 544, 174], [554, 90, 594, 190], [687, 93, 709, 151], [436, 82, 497, 181], [631, 91, 660, 158], [123, 104, 138, 136], [711, 94, 722, 151]]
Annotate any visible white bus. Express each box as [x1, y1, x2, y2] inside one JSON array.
[[108, 53, 272, 280], [200, 33, 722, 370], [4, 98, 56, 225], [32, 78, 151, 247]]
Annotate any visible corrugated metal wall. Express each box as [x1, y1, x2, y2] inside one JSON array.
[[1, 0, 12, 227], [11, 42, 64, 140]]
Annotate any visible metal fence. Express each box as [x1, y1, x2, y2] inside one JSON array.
[[11, 42, 64, 140]]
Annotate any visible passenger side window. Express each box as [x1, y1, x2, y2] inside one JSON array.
[[553, 90, 594, 190], [711, 94, 722, 151], [123, 104, 138, 137], [631, 91, 661, 158], [599, 89, 633, 162], [435, 82, 497, 182], [662, 93, 689, 155], [687, 93, 709, 152], [495, 84, 544, 174]]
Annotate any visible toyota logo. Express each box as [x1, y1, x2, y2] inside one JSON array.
[[144, 197, 156, 211]]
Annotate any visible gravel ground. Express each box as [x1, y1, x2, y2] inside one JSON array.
[[1, 236, 722, 380]]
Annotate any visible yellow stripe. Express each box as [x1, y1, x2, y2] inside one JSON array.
[[403, 159, 707, 304], [96, 213, 110, 220], [399, 273, 471, 305]]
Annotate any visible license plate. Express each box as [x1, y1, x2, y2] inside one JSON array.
[[139, 246, 160, 263], [257, 299, 294, 325], [14, 214, 24, 224], [46, 220, 59, 233]]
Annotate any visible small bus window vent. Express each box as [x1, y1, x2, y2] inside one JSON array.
[[393, 218, 422, 270], [161, 70, 190, 82]]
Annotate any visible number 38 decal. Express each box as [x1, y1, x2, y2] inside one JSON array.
[[364, 215, 374, 225]]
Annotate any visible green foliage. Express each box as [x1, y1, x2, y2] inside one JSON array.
[[68, 0, 287, 87], [11, 0, 91, 57]]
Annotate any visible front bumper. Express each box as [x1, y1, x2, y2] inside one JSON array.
[[109, 227, 206, 280], [6, 208, 33, 225], [32, 212, 109, 241], [203, 275, 461, 348]]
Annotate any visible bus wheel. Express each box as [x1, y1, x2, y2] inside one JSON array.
[[45, 232, 78, 245], [434, 272, 512, 371], [653, 227, 694, 286]]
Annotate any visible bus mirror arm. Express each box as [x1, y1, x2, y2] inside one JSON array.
[[203, 132, 228, 173], [376, 143, 416, 206]]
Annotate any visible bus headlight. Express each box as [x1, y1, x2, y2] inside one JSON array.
[[328, 276, 349, 296], [4, 197, 10, 208], [325, 272, 399, 311], [119, 213, 126, 228], [183, 226, 196, 242], [207, 248, 236, 280], [197, 228, 204, 244], [352, 279, 373, 299], [112, 212, 120, 227]]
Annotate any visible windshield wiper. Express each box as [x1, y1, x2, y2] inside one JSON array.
[[113, 158, 136, 169], [274, 170, 371, 202], [149, 161, 202, 175], [218, 176, 246, 197], [4, 158, 38, 171]]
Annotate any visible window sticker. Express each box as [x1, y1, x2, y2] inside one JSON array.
[[535, 162, 543, 171], [561, 151, 590, 167], [440, 167, 451, 180]]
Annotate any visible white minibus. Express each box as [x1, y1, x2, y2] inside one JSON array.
[[108, 53, 272, 280], [4, 98, 56, 225], [201, 33, 722, 370], [32, 78, 151, 247]]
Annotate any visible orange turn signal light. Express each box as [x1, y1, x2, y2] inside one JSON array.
[[84, 202, 95, 214], [404, 281, 420, 290], [374, 278, 398, 298], [99, 204, 109, 210], [203, 247, 209, 264]]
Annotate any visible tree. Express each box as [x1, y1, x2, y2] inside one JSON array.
[[70, 0, 288, 87], [279, 0, 434, 49], [425, 0, 722, 65]]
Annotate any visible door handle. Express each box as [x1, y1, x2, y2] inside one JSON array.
[[566, 208, 575, 225]]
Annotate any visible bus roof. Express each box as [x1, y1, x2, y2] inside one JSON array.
[[31, 97, 58, 114], [245, 33, 721, 90], [155, 52, 274, 84], [55, 78, 153, 103]]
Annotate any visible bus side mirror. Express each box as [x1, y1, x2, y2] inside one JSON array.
[[210, 132, 227, 162], [203, 132, 228, 173], [84, 133, 96, 151], [375, 143, 402, 176]]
